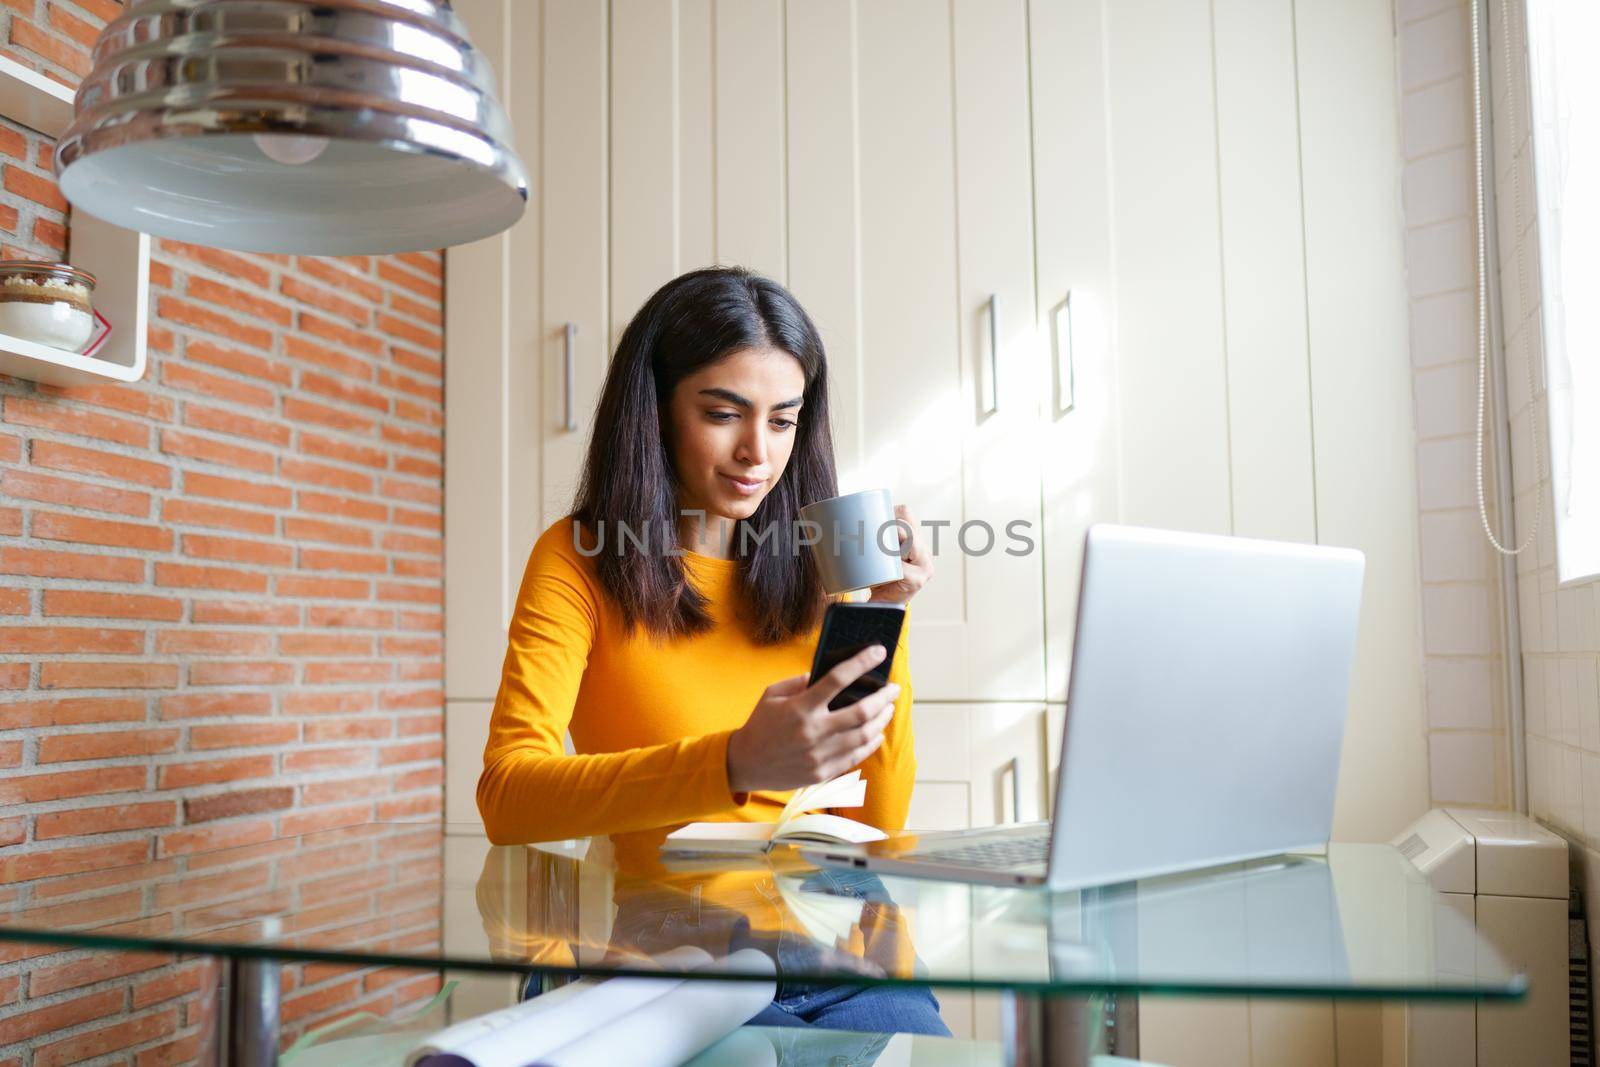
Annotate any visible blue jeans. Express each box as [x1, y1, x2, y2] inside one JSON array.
[[739, 923, 949, 1036], [744, 976, 948, 1034], [742, 988, 947, 1065]]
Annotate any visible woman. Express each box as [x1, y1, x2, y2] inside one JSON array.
[[477, 266, 944, 1036]]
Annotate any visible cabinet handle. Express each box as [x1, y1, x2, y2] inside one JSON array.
[[1001, 756, 1022, 823], [982, 293, 1000, 418], [1052, 292, 1076, 419], [563, 322, 578, 433]]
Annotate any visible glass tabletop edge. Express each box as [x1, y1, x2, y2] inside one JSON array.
[[0, 928, 1530, 1001]]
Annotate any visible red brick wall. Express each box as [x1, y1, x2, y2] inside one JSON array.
[[0, 2, 447, 1061]]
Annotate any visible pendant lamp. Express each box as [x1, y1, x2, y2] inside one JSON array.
[[53, 0, 528, 255]]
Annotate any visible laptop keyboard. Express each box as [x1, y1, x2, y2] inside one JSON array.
[[919, 833, 1049, 869]]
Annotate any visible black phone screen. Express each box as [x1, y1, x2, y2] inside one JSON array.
[[807, 602, 907, 711]]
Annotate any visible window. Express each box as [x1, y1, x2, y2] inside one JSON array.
[[1526, 0, 1599, 582]]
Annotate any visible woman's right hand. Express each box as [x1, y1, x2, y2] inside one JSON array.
[[725, 645, 901, 795]]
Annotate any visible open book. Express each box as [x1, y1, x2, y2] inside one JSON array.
[[774, 874, 866, 944], [662, 770, 889, 854]]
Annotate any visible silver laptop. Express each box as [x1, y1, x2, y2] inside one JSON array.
[[802, 523, 1365, 891]]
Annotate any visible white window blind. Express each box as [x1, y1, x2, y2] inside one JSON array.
[[1526, 0, 1599, 583]]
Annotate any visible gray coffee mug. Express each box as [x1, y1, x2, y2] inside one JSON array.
[[799, 489, 905, 595]]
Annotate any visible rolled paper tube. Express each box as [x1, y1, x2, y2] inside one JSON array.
[[406, 945, 715, 1067], [531, 949, 779, 1067]]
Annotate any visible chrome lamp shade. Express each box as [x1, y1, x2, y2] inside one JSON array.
[[54, 0, 529, 255]]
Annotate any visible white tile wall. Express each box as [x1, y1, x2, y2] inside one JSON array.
[[1404, 219, 1475, 297], [1568, 662, 1593, 748], [1412, 361, 1476, 439], [1565, 746, 1585, 836], [1419, 510, 1491, 583], [1560, 586, 1589, 654], [1523, 652, 1545, 735], [1552, 672, 1574, 751], [1408, 291, 1475, 369], [1425, 655, 1495, 729], [1398, 0, 1509, 811], [1423, 586, 1497, 655], [1399, 0, 1458, 23], [1403, 147, 1471, 227], [1536, 666, 1560, 745], [1400, 7, 1468, 90], [1428, 731, 1500, 805], [1527, 735, 1547, 815], [1576, 661, 1600, 752], [1414, 437, 1480, 511], [1401, 79, 1469, 159], [1583, 752, 1600, 849]]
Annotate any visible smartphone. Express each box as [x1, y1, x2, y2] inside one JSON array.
[[807, 602, 907, 711]]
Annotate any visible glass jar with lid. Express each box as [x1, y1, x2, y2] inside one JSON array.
[[0, 261, 97, 353]]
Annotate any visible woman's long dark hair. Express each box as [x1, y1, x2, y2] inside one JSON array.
[[570, 266, 840, 645]]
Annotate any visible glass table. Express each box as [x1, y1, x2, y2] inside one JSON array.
[[0, 821, 1523, 1066]]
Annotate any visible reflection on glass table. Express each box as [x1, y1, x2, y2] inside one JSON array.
[[0, 822, 1524, 1067], [276, 985, 1002, 1067]]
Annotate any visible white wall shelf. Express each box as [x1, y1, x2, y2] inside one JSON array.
[[0, 54, 150, 387]]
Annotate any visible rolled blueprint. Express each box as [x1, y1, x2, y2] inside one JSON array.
[[533, 949, 778, 1067], [407, 945, 714, 1067]]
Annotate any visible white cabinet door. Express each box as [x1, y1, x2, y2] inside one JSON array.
[[541, 0, 608, 530], [951, 0, 1048, 704], [785, 0, 868, 485], [445, 699, 493, 830], [907, 704, 973, 832], [854, 1, 1049, 704], [854, 2, 965, 703], [1102, 0, 1231, 537], [610, 0, 676, 342], [712, 1, 787, 281], [1295, 0, 1428, 846], [444, 212, 512, 703], [1212, 0, 1315, 545], [967, 704, 1050, 828], [910, 702, 1050, 829], [505, 0, 546, 565], [445, 0, 533, 704], [1029, 0, 1122, 704], [909, 700, 1047, 1042]]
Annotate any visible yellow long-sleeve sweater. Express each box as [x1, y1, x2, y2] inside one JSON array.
[[477, 517, 917, 844]]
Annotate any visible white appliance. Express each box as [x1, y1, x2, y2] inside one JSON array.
[[1394, 808, 1570, 1066]]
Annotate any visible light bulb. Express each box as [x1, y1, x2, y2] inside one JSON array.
[[252, 133, 330, 166]]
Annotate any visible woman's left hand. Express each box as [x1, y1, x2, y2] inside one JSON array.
[[867, 504, 932, 606]]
